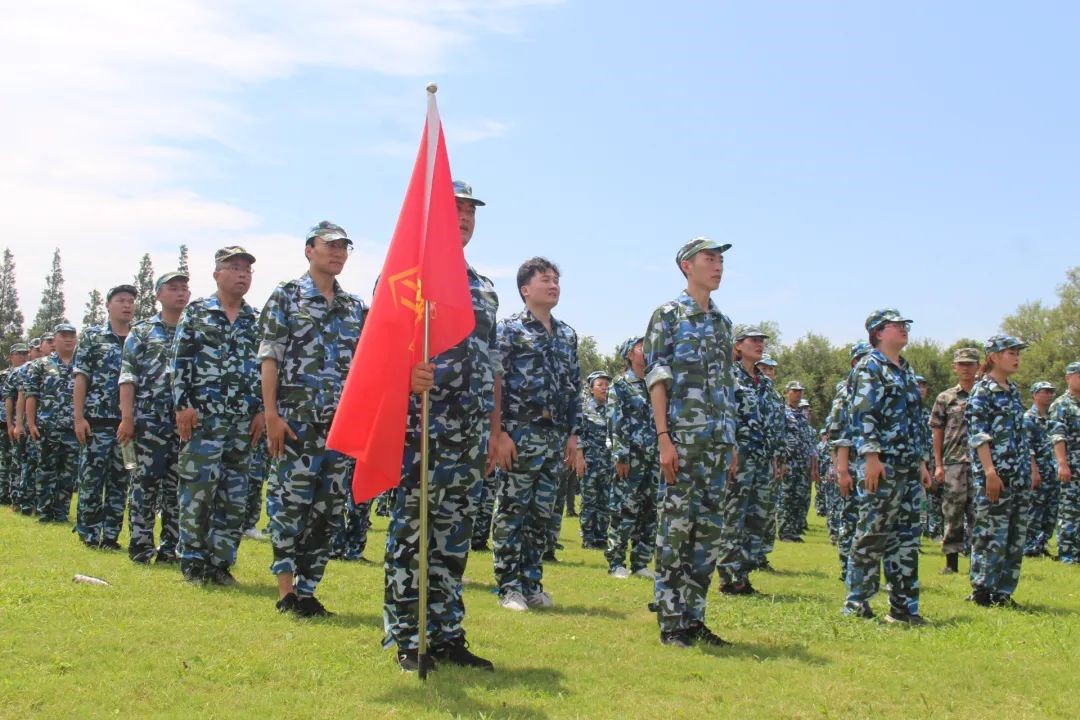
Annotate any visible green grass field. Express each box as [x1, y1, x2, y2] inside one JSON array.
[[2, 504, 1077, 719]]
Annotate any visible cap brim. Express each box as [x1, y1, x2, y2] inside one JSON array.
[[455, 194, 485, 206], [220, 252, 256, 264]]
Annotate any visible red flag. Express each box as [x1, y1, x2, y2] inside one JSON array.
[[328, 89, 475, 501]]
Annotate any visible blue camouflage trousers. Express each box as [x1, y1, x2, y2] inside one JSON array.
[[384, 431, 484, 651], [844, 464, 921, 616], [15, 433, 40, 513], [546, 466, 574, 552], [492, 423, 564, 598], [177, 413, 250, 570], [922, 482, 944, 538], [778, 463, 809, 540], [334, 472, 373, 559], [128, 417, 181, 557], [76, 424, 129, 544], [579, 449, 612, 546], [718, 453, 771, 585], [654, 439, 729, 634], [605, 451, 659, 572], [267, 420, 347, 597], [970, 476, 1030, 597], [1024, 464, 1058, 554], [7, 435, 25, 508], [1056, 469, 1080, 564], [36, 427, 79, 521], [471, 469, 498, 548], [244, 441, 270, 531], [0, 432, 11, 503], [835, 489, 859, 582]]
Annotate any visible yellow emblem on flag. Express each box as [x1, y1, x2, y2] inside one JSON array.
[[389, 266, 424, 319]]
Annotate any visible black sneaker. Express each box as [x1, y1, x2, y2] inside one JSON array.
[[82, 538, 99, 550], [884, 611, 928, 626], [845, 603, 874, 619], [542, 549, 558, 562], [297, 596, 334, 617], [660, 630, 692, 648], [207, 566, 238, 587], [156, 551, 178, 564], [182, 563, 206, 584], [129, 547, 155, 565], [99, 539, 122, 551], [967, 588, 992, 607], [719, 583, 742, 595], [688, 622, 730, 647], [758, 559, 775, 572], [276, 592, 301, 615], [431, 638, 494, 671], [397, 649, 437, 673], [470, 541, 490, 552], [991, 594, 1019, 609]]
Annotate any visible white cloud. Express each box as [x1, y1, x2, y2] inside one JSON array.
[[0, 0, 553, 326]]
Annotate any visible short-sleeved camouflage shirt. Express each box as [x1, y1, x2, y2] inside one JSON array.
[[73, 324, 127, 420], [1048, 391, 1080, 471], [25, 352, 76, 429], [119, 314, 179, 421]]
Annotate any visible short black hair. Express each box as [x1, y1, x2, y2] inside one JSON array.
[[516, 257, 560, 303]]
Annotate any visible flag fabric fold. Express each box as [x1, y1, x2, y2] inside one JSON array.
[[328, 91, 475, 501]]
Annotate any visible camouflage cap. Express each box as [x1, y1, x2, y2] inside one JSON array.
[[785, 380, 805, 392], [155, 270, 189, 293], [107, 284, 138, 302], [619, 336, 644, 359], [953, 347, 980, 364], [984, 334, 1028, 355], [849, 341, 872, 361], [9, 342, 28, 354], [864, 308, 912, 332], [53, 322, 76, 334], [1030, 381, 1055, 394], [915, 375, 927, 384], [798, 398, 810, 407], [735, 327, 769, 342], [1065, 361, 1080, 376], [675, 237, 732, 267], [215, 246, 256, 264], [28, 338, 41, 349], [41, 332, 55, 342], [306, 221, 353, 246], [453, 180, 486, 207], [586, 370, 612, 386], [756, 354, 777, 367]]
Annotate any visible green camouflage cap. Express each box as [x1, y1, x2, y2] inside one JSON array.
[[215, 246, 256, 264], [1065, 361, 1080, 376], [850, 341, 872, 361], [28, 338, 41, 349], [1030, 381, 1055, 394], [107, 284, 138, 301], [756, 354, 777, 367], [984, 334, 1028, 355], [586, 370, 612, 386], [453, 180, 486, 207], [735, 327, 769, 342], [53, 322, 76, 334], [953, 347, 980, 363], [619, 336, 644, 359], [864, 308, 912, 332], [675, 236, 732, 267], [305, 221, 353, 246], [155, 270, 189, 293], [9, 342, 28, 354], [785, 380, 805, 391]]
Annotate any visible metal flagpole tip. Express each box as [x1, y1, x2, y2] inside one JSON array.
[[426, 83, 438, 94]]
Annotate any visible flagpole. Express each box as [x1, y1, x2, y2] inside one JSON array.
[[418, 299, 432, 680]]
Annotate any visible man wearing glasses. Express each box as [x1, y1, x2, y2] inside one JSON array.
[[259, 222, 366, 617], [172, 247, 264, 585]]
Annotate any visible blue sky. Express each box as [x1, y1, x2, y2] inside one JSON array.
[[3, 2, 1076, 353]]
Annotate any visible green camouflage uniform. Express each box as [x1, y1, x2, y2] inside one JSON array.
[[25, 352, 79, 521], [932, 384, 975, 554]]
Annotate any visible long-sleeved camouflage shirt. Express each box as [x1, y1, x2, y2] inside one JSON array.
[[497, 308, 581, 436], [826, 378, 849, 446], [966, 374, 1030, 484], [734, 362, 785, 461], [931, 384, 972, 465], [608, 368, 654, 462], [0, 368, 10, 423], [844, 348, 925, 467], [1023, 405, 1055, 476], [172, 294, 262, 418], [25, 353, 75, 429], [119, 314, 178, 421], [578, 393, 612, 461], [782, 405, 815, 466], [1048, 391, 1080, 471], [74, 325, 127, 420], [258, 272, 366, 425], [644, 290, 737, 445]]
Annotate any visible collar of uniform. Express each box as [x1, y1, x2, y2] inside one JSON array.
[[521, 307, 562, 332], [980, 374, 1012, 394], [622, 367, 644, 384], [297, 271, 347, 302], [950, 382, 971, 397], [207, 292, 255, 318], [676, 289, 718, 318], [736, 362, 761, 384], [867, 347, 909, 372]]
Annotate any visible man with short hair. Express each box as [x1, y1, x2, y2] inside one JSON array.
[[25, 324, 79, 522], [119, 271, 191, 564], [778, 381, 816, 542], [1024, 381, 1058, 557], [931, 348, 980, 574], [173, 248, 264, 584], [749, 353, 785, 570], [578, 369, 613, 552], [13, 337, 49, 514], [1049, 363, 1080, 564], [1, 343, 30, 506], [74, 285, 136, 548]]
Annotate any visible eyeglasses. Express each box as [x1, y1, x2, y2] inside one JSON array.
[[219, 265, 253, 275], [884, 321, 911, 331], [318, 238, 354, 255]]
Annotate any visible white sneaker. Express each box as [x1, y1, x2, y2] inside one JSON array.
[[499, 590, 529, 612], [243, 528, 266, 541], [632, 568, 654, 580], [609, 566, 630, 579], [525, 591, 555, 608]]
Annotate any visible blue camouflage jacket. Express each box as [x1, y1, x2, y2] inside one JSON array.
[[1023, 405, 1055, 476], [119, 314, 179, 421], [966, 374, 1031, 485], [578, 393, 612, 463], [497, 309, 581, 435], [74, 324, 127, 420], [25, 353, 76, 429], [734, 362, 785, 461], [844, 348, 925, 467], [608, 368, 654, 463], [782, 405, 815, 465], [1048, 392, 1080, 471]]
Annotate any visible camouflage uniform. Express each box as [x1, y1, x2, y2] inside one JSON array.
[[827, 376, 860, 581], [0, 367, 11, 504], [842, 346, 925, 618], [644, 288, 737, 635], [2, 364, 24, 507], [1023, 403, 1058, 555], [243, 440, 270, 532], [471, 469, 498, 550], [922, 406, 944, 538], [491, 307, 580, 601], [120, 314, 182, 560], [259, 272, 364, 596], [26, 351, 79, 521], [173, 294, 262, 574], [333, 462, 373, 561], [966, 367, 1031, 599], [752, 380, 787, 567], [385, 265, 497, 650], [73, 326, 129, 544], [11, 362, 40, 513], [1048, 384, 1080, 564], [778, 404, 814, 540], [606, 367, 659, 573], [817, 436, 839, 539], [718, 362, 783, 587], [578, 390, 612, 547], [932, 383, 975, 555]]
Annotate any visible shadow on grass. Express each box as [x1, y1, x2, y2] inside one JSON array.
[[761, 567, 829, 579], [747, 591, 834, 605], [539, 603, 627, 620], [1006, 602, 1074, 618], [374, 665, 567, 719], [699, 639, 827, 665]]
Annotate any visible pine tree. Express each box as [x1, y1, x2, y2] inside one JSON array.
[[29, 248, 67, 338], [133, 253, 157, 322], [178, 244, 190, 274], [0, 249, 25, 369], [82, 289, 106, 329]]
